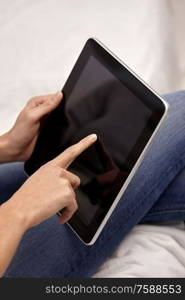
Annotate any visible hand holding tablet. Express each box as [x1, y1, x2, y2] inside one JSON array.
[[25, 38, 168, 244]]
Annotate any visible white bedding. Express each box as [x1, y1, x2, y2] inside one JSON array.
[[0, 0, 185, 277], [93, 222, 185, 277]]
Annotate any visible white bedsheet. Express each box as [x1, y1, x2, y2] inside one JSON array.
[[0, 0, 185, 277], [93, 222, 185, 277]]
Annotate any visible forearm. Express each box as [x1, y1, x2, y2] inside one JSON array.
[[0, 132, 15, 163], [0, 198, 28, 276]]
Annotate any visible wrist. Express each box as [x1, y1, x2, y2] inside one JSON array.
[[0, 131, 20, 162], [1, 196, 30, 233], [0, 132, 11, 162]]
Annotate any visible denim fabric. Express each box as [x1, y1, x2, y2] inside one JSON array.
[[0, 91, 185, 277]]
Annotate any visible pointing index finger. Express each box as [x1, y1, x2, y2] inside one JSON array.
[[52, 134, 97, 169]]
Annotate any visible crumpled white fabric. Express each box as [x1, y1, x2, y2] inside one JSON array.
[[93, 222, 185, 277], [0, 0, 185, 277]]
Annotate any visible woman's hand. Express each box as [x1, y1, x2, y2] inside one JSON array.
[[4, 134, 97, 230], [0, 134, 97, 277], [0, 91, 63, 162]]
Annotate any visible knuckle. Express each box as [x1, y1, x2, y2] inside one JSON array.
[[27, 97, 35, 104], [73, 200, 78, 211], [62, 177, 70, 187], [27, 111, 36, 122], [55, 166, 63, 176], [73, 175, 80, 188], [76, 176, 81, 186], [69, 199, 78, 213], [60, 168, 67, 176]]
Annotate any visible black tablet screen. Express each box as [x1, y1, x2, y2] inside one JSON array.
[[61, 55, 150, 222], [25, 40, 165, 242]]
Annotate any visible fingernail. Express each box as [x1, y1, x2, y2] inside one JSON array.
[[87, 134, 97, 141]]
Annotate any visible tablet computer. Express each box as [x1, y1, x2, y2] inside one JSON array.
[[24, 38, 168, 245]]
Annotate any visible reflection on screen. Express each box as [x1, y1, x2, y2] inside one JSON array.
[[60, 56, 152, 226]]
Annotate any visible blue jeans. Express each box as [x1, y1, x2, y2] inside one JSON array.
[[1, 91, 185, 277]]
